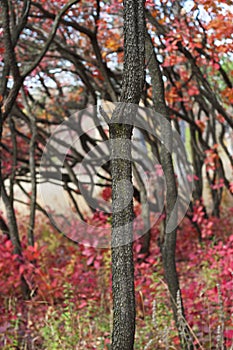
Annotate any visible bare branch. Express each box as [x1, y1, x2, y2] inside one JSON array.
[[22, 0, 81, 78]]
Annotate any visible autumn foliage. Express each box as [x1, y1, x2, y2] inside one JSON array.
[[0, 208, 232, 348]]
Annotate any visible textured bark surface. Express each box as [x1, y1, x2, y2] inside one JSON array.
[[109, 1, 145, 349]]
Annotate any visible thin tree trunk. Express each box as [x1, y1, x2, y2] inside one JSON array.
[[133, 164, 151, 255], [145, 32, 194, 349], [109, 1, 145, 349], [22, 91, 37, 247]]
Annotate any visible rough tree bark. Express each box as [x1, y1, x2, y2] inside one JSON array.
[[109, 0, 145, 349]]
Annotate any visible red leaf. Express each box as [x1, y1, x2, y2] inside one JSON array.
[[224, 329, 233, 339], [87, 256, 95, 266], [78, 301, 87, 309]]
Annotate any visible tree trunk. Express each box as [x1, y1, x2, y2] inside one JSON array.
[[133, 164, 151, 255], [109, 1, 145, 349], [145, 32, 194, 349]]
